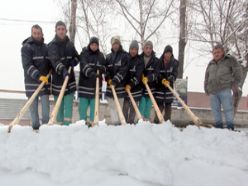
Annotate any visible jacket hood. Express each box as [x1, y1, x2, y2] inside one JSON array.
[[22, 37, 44, 45]]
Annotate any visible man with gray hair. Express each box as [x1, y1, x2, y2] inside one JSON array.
[[204, 44, 242, 130]]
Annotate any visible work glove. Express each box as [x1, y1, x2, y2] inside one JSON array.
[[88, 70, 96, 78], [96, 64, 106, 73], [162, 79, 170, 86], [107, 79, 112, 86], [142, 75, 148, 85], [39, 75, 48, 84], [70, 59, 78, 67], [62, 68, 69, 79], [125, 84, 131, 92]]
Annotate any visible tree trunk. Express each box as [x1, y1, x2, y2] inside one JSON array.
[[178, 0, 187, 78], [69, 0, 77, 44]]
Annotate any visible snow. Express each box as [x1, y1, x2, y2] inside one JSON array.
[[0, 121, 248, 186]]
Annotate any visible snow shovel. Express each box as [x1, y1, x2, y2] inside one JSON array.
[[162, 80, 203, 126], [8, 71, 51, 133], [48, 67, 72, 125], [110, 85, 126, 125], [93, 70, 100, 126], [143, 81, 164, 123], [125, 87, 143, 121]]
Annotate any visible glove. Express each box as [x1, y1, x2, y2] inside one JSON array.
[[167, 75, 174, 82], [107, 79, 112, 86], [88, 70, 96, 78], [162, 79, 170, 86], [70, 59, 78, 67], [125, 84, 131, 91], [96, 65, 106, 73], [39, 75, 48, 84], [62, 68, 69, 79], [142, 76, 148, 84]]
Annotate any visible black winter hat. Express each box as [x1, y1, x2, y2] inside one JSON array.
[[55, 21, 66, 29], [89, 36, 99, 46], [164, 45, 173, 54]]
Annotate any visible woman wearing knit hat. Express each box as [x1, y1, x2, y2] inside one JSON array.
[[154, 45, 179, 123], [78, 37, 106, 126], [139, 40, 160, 121], [123, 40, 144, 124], [105, 36, 129, 125]]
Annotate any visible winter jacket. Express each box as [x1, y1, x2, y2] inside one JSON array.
[[140, 52, 159, 96], [106, 46, 129, 98], [78, 46, 106, 98], [125, 54, 144, 101], [204, 54, 242, 94], [155, 55, 179, 104], [21, 37, 51, 97], [48, 36, 79, 96]]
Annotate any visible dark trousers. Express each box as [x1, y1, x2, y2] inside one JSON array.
[[123, 97, 137, 124], [154, 103, 172, 123]]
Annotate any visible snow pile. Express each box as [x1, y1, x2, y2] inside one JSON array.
[[0, 122, 248, 186]]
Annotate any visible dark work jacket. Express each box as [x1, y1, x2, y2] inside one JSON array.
[[140, 52, 159, 96], [78, 46, 106, 98], [124, 54, 144, 101], [155, 55, 179, 104], [106, 46, 129, 98], [21, 37, 51, 97], [48, 36, 79, 96]]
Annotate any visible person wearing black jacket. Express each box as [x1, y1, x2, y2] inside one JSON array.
[[154, 45, 179, 122], [21, 24, 51, 130], [105, 36, 128, 124], [48, 21, 79, 125], [123, 40, 144, 124], [139, 41, 159, 121], [78, 37, 106, 124]]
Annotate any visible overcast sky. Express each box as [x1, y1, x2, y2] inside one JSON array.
[[0, 0, 247, 99]]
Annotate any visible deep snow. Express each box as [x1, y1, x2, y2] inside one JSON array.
[[0, 121, 248, 186]]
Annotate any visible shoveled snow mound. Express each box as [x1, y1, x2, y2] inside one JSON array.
[[0, 121, 248, 186]]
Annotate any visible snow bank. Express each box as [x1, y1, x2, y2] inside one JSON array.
[[0, 122, 248, 186]]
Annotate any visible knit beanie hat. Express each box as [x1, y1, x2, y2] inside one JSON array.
[[144, 40, 153, 48], [55, 21, 66, 29], [111, 36, 121, 45], [164, 45, 173, 54], [129, 40, 139, 50], [89, 36, 99, 46]]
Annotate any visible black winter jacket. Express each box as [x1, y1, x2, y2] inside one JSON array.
[[140, 52, 159, 96], [125, 54, 144, 101], [155, 55, 179, 104], [78, 46, 106, 98], [106, 46, 129, 98], [48, 36, 79, 96], [21, 37, 51, 97]]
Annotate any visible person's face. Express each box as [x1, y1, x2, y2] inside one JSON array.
[[31, 28, 43, 42], [213, 48, 224, 62], [130, 48, 138, 57], [143, 45, 153, 57], [163, 52, 172, 62], [56, 25, 67, 40], [90, 43, 98, 52], [112, 43, 120, 52]]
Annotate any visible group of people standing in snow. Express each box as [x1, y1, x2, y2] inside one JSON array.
[[21, 21, 242, 131]]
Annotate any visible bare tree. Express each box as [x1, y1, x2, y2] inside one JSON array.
[[178, 0, 187, 78], [114, 0, 175, 46], [69, 0, 77, 43]]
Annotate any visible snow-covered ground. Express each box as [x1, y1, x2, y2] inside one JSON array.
[[0, 121, 248, 186]]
